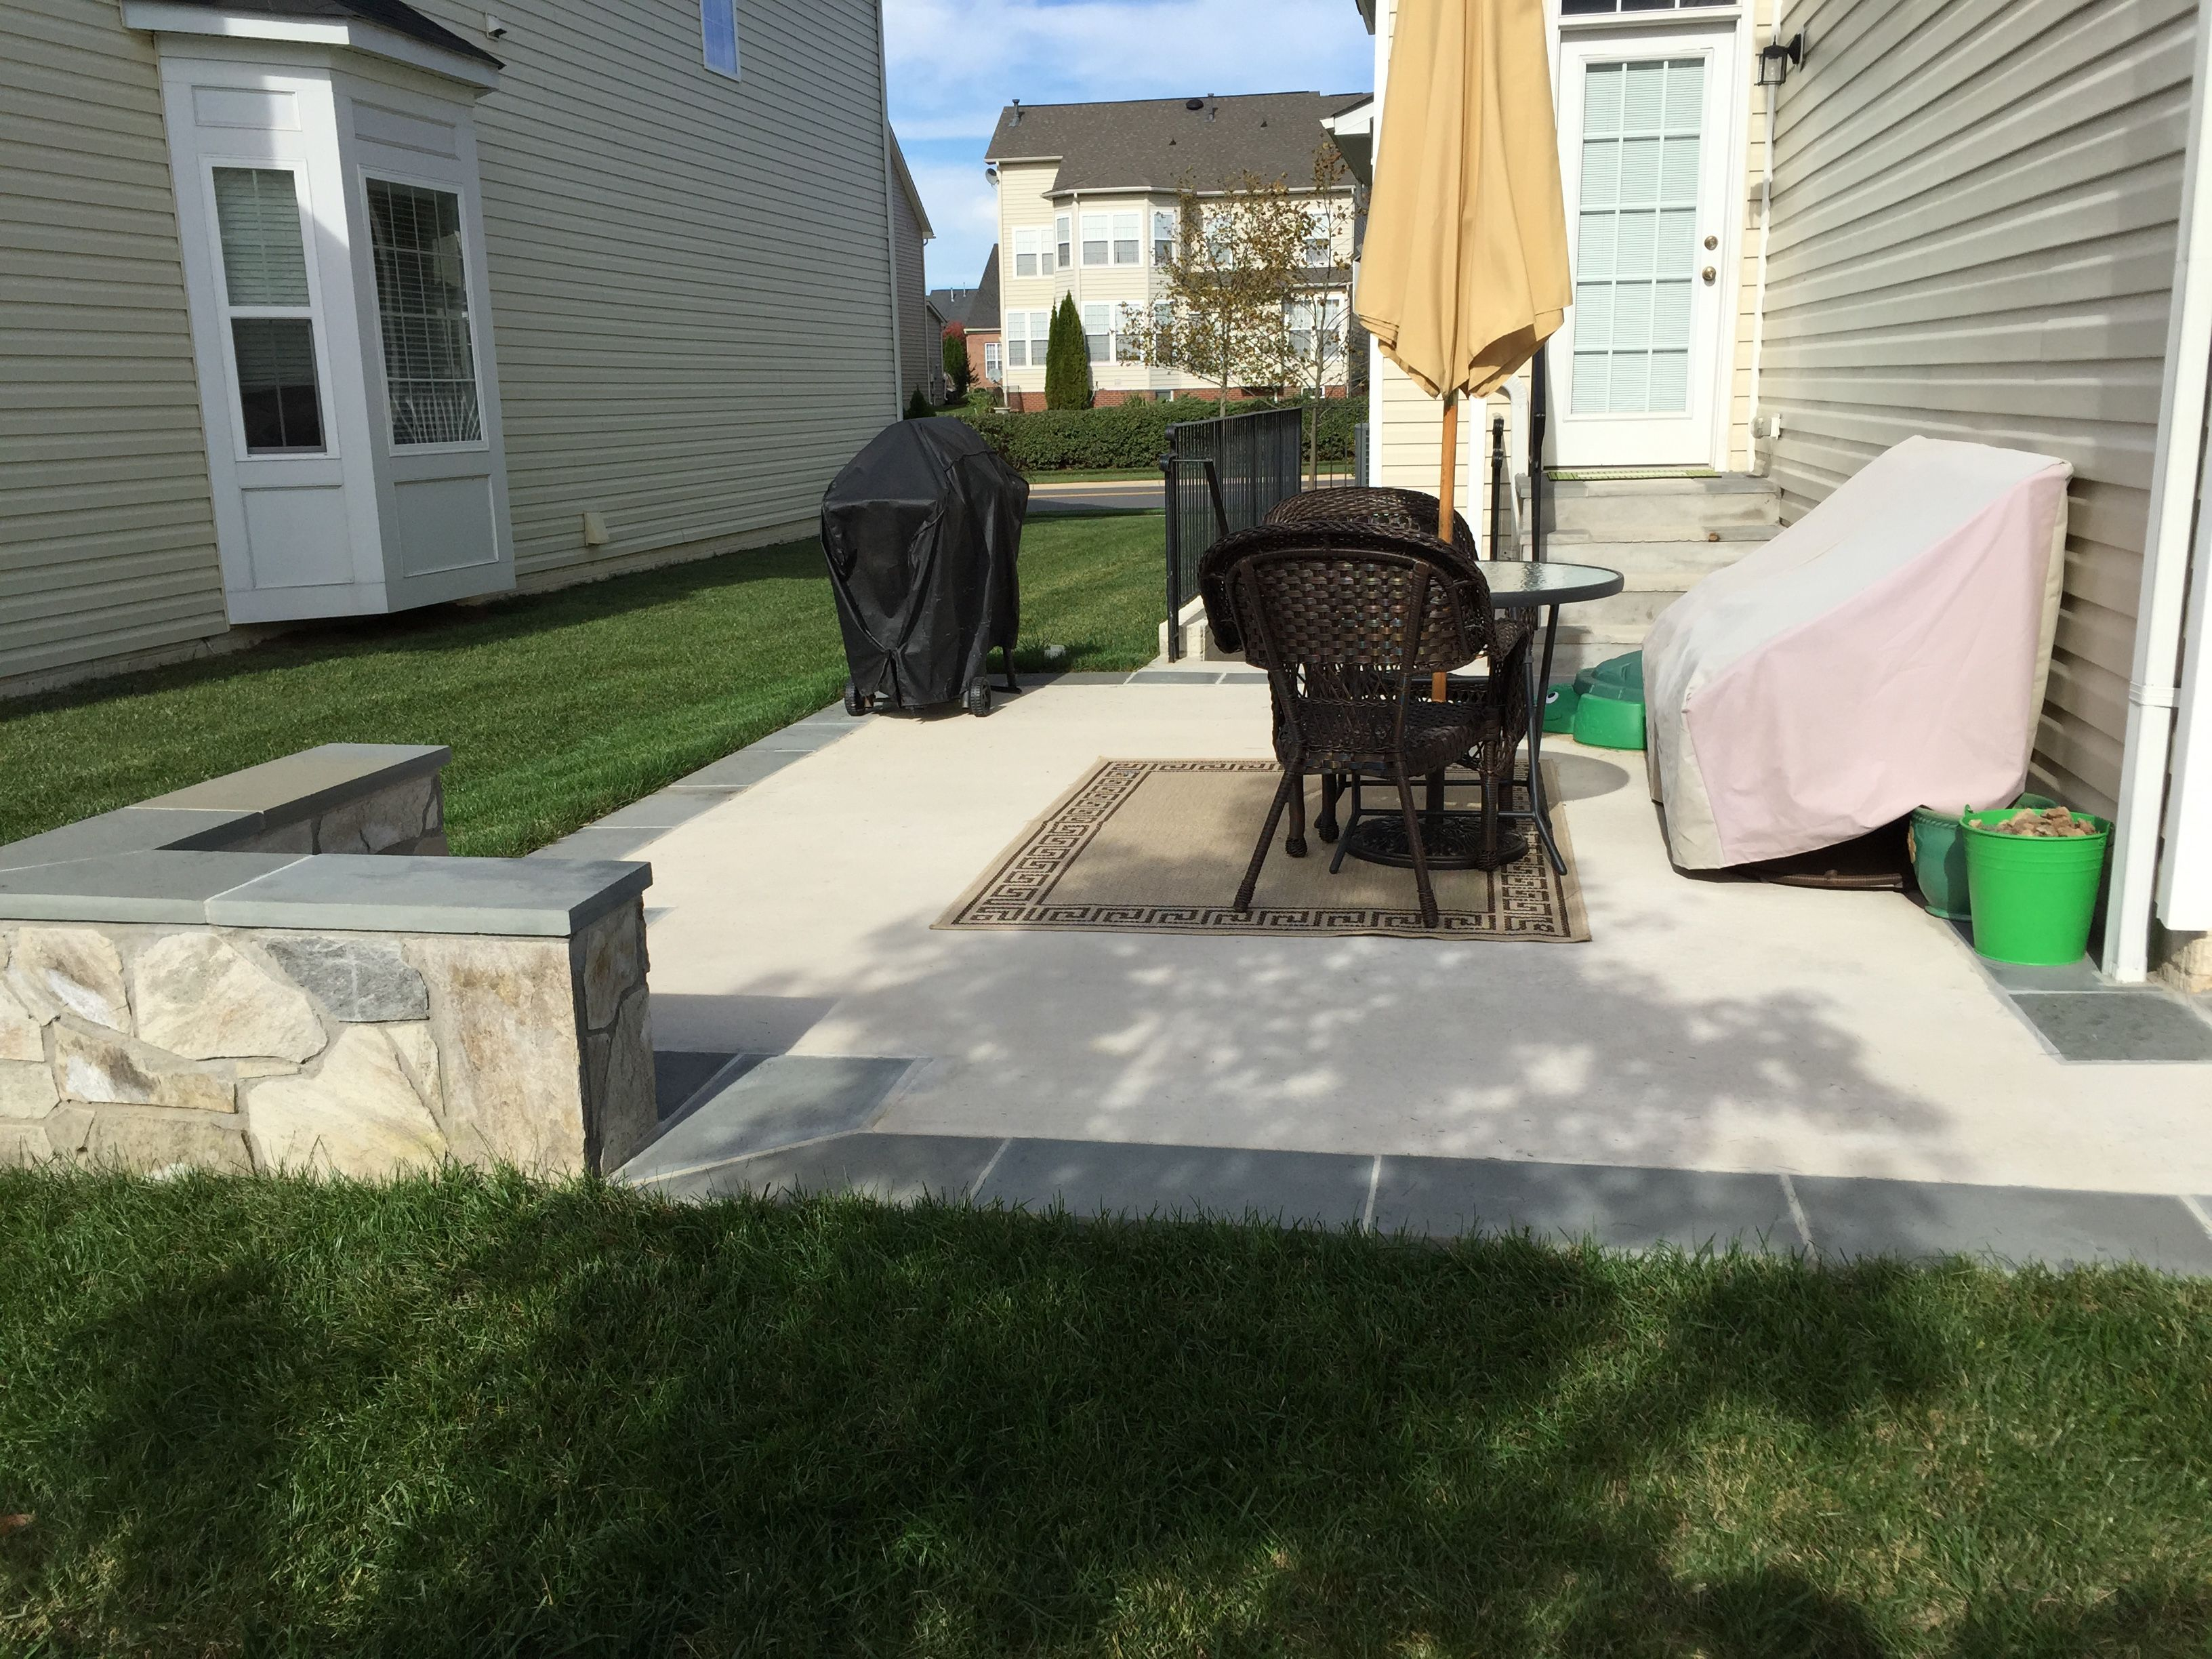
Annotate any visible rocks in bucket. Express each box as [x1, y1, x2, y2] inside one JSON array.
[[1987, 804, 2100, 838]]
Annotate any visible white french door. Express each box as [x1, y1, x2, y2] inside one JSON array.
[[1549, 29, 1740, 467]]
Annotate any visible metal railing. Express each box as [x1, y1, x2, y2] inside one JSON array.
[[1160, 405, 1305, 659]]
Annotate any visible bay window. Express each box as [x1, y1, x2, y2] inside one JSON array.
[[1111, 211, 1139, 265], [1081, 212, 1109, 266]]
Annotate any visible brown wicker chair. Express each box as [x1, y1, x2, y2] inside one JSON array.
[[1203, 509, 1534, 857], [1219, 528, 1492, 926]]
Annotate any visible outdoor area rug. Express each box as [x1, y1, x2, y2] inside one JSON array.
[[939, 758, 1591, 941]]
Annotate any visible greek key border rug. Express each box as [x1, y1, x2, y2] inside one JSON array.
[[937, 758, 1591, 941]]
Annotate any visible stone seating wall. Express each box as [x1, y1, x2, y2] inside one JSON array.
[[0, 746, 655, 1179]]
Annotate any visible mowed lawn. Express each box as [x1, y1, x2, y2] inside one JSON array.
[[2, 1170, 2211, 1657], [0, 512, 1162, 859]]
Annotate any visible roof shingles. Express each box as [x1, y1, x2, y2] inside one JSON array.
[[985, 91, 1368, 197]]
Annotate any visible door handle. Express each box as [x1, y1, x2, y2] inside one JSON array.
[[1702, 266, 1717, 284]]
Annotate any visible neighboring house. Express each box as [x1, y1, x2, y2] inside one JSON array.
[[984, 92, 1365, 410], [928, 245, 1002, 389], [888, 129, 941, 407], [1353, 0, 2212, 989], [3, 0, 907, 695]]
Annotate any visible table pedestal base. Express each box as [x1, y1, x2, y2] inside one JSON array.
[[1338, 810, 1530, 872]]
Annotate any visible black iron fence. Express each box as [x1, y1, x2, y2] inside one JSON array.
[[1161, 406, 1304, 660]]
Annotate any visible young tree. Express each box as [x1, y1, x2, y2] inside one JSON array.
[[904, 385, 934, 419], [941, 324, 974, 398], [1120, 144, 1354, 478], [1044, 294, 1092, 409]]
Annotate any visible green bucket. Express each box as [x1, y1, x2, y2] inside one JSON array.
[[1544, 683, 1580, 733], [1961, 807, 2112, 965], [1572, 680, 1646, 750], [1908, 794, 2060, 920]]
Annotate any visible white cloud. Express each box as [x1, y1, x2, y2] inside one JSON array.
[[884, 0, 1372, 287]]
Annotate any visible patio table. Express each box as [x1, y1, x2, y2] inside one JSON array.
[[1336, 558, 1624, 876]]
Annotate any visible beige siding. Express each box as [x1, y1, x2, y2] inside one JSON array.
[[411, 0, 897, 586], [1759, 0, 2192, 816], [0, 1, 227, 689]]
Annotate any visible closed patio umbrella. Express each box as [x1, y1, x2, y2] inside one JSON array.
[[1355, 0, 1570, 556]]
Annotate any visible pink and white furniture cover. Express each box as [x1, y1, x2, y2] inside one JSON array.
[[1643, 436, 2072, 870]]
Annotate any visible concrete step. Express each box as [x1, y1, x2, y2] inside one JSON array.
[[1531, 537, 1771, 588], [1530, 473, 1782, 541]]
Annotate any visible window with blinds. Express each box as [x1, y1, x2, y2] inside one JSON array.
[[1082, 302, 1111, 362], [367, 179, 483, 446], [211, 166, 325, 453], [701, 0, 739, 77]]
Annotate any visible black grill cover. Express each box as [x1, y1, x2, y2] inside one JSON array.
[[820, 418, 1027, 708]]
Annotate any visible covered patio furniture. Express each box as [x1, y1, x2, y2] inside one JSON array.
[[1219, 529, 1493, 924], [1643, 435, 2072, 869]]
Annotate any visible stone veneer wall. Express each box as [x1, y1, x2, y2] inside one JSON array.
[[0, 902, 655, 1179]]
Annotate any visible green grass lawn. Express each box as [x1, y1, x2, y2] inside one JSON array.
[[0, 512, 1163, 859], [1, 1170, 2209, 1657]]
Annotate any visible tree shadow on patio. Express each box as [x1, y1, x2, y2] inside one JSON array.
[[7, 1170, 2209, 1656]]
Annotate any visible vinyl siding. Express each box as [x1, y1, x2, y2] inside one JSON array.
[[891, 151, 933, 405], [0, 1, 227, 689], [409, 0, 897, 584], [1759, 0, 2193, 817]]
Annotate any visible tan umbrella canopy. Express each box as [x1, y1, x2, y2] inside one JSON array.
[[1355, 0, 1571, 546]]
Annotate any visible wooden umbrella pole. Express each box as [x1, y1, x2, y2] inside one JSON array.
[[1432, 390, 1458, 701]]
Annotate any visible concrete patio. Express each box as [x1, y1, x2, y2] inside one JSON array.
[[546, 673, 2212, 1271]]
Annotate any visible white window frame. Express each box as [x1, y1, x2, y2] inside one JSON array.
[[1055, 213, 1071, 271], [1082, 302, 1111, 363], [359, 166, 490, 455], [1080, 211, 1110, 267], [1013, 225, 1046, 279], [1031, 309, 1052, 365], [202, 158, 337, 460], [1152, 209, 1174, 266], [1111, 210, 1139, 266], [983, 339, 1002, 381], [701, 0, 739, 79]]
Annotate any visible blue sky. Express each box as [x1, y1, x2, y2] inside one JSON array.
[[884, 0, 1376, 293]]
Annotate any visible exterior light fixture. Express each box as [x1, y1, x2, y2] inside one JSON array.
[[1757, 32, 1805, 88]]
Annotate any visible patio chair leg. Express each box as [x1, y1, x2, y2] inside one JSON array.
[[1482, 758, 1501, 867], [1286, 771, 1308, 857], [1316, 773, 1340, 844], [1391, 767, 1441, 929], [1236, 771, 1297, 912]]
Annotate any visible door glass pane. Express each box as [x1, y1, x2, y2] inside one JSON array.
[[213, 167, 311, 307], [231, 318, 324, 451], [1572, 56, 1704, 416], [367, 179, 483, 445]]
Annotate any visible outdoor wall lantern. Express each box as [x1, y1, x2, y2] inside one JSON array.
[[1757, 32, 1806, 88]]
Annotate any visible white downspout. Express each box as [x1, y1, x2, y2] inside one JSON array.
[[2105, 0, 2212, 982]]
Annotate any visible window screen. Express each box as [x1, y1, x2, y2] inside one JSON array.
[[1082, 302, 1109, 363], [1111, 211, 1139, 264], [211, 167, 323, 453], [701, 0, 739, 77], [1056, 215, 1071, 270], [1014, 226, 1041, 278], [367, 179, 483, 445], [983, 340, 1002, 380], [1081, 213, 1109, 266], [1152, 209, 1174, 265]]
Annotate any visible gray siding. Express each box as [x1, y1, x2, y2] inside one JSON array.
[[890, 146, 934, 405], [0, 0, 227, 690], [1760, 0, 2194, 815], [411, 0, 899, 586]]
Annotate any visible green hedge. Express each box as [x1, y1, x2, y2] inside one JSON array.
[[952, 396, 1361, 473]]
